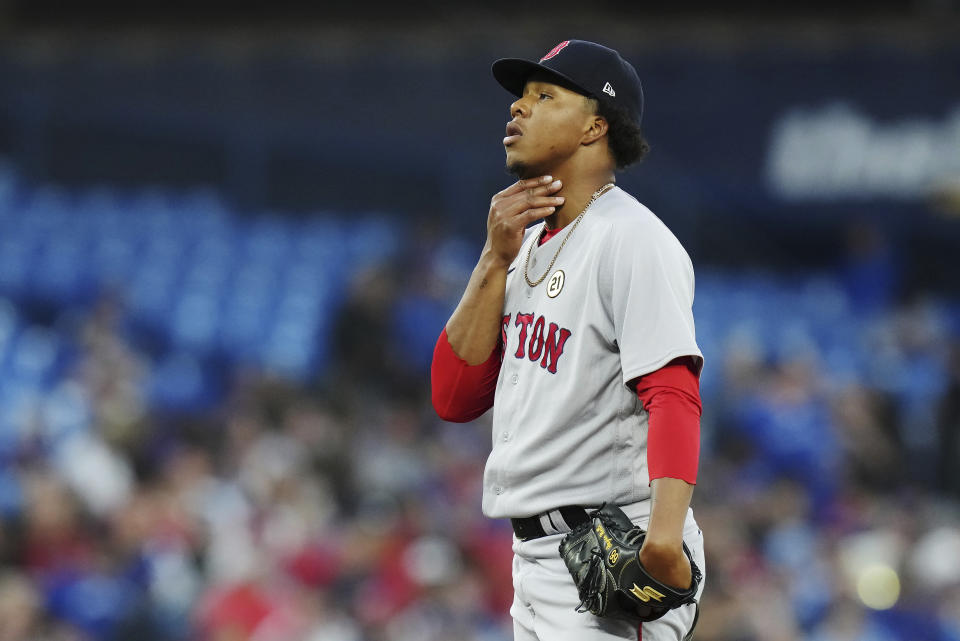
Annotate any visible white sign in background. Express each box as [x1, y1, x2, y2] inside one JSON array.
[[766, 103, 960, 201]]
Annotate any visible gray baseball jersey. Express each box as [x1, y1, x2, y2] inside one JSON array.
[[482, 186, 702, 519]]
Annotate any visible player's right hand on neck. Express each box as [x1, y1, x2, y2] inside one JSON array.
[[485, 176, 564, 268]]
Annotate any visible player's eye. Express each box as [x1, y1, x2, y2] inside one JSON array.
[[538, 92, 552, 101]]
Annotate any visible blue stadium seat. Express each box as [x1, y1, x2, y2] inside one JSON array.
[[8, 326, 61, 388], [1, 168, 956, 412]]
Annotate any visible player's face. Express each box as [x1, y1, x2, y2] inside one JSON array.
[[504, 77, 597, 178]]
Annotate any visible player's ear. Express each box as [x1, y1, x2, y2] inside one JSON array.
[[582, 114, 609, 146]]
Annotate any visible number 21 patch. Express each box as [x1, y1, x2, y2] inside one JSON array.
[[547, 270, 565, 298]]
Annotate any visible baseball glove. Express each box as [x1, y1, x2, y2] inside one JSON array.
[[558, 504, 701, 622]]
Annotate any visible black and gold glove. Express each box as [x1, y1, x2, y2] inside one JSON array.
[[558, 504, 701, 622]]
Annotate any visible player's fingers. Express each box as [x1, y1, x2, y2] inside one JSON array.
[[509, 179, 564, 204], [493, 196, 563, 227], [506, 194, 564, 214], [516, 206, 556, 225], [496, 175, 555, 198], [522, 180, 563, 205], [538, 178, 564, 195], [491, 202, 550, 227]]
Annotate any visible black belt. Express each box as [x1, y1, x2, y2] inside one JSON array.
[[511, 506, 592, 541]]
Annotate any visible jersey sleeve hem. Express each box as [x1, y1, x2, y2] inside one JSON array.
[[622, 347, 704, 388]]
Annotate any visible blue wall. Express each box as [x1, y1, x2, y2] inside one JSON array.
[[1, 41, 959, 278]]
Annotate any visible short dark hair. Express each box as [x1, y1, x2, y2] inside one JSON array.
[[595, 99, 650, 170]]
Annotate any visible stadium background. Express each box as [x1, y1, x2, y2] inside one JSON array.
[[0, 2, 959, 640]]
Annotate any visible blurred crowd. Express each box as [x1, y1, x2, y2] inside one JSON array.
[[0, 208, 959, 641]]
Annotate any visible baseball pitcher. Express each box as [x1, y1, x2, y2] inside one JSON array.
[[431, 40, 706, 641]]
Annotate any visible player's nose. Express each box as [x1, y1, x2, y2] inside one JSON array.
[[510, 97, 529, 119]]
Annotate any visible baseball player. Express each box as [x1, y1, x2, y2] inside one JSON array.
[[431, 40, 705, 640]]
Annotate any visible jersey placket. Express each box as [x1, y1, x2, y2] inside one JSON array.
[[495, 232, 551, 505]]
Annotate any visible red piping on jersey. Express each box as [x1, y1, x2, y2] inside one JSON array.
[[431, 328, 501, 422], [634, 357, 702, 485]]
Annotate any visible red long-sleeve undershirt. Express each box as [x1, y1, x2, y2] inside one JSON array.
[[431, 328, 503, 423], [633, 356, 701, 484], [430, 328, 701, 484]]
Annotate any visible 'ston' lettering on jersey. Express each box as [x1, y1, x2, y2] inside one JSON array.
[[501, 313, 572, 374]]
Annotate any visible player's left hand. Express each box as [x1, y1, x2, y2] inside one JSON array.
[[638, 541, 693, 590], [559, 505, 701, 622]]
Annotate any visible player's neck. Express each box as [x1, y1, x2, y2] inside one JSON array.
[[543, 167, 616, 230]]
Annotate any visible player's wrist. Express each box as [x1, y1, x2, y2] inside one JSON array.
[[479, 245, 513, 272], [639, 536, 684, 558], [638, 542, 692, 590]]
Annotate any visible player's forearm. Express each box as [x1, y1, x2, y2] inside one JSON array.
[[644, 477, 693, 547], [638, 477, 694, 589], [444, 247, 509, 365]]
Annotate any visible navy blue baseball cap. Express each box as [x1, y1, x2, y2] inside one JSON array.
[[492, 40, 644, 126]]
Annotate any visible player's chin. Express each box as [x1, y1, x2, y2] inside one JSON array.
[[506, 158, 530, 179], [505, 151, 533, 179]]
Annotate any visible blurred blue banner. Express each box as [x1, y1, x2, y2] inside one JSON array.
[[2, 42, 958, 221]]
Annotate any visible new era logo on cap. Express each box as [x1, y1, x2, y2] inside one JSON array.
[[602, 82, 616, 97]]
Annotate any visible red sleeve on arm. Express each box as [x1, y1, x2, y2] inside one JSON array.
[[633, 357, 702, 484], [431, 328, 503, 423]]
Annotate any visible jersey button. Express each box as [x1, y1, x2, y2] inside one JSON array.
[[511, 374, 519, 385], [501, 431, 511, 442], [494, 486, 503, 495], [526, 289, 532, 299]]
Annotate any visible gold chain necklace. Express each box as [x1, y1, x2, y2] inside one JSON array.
[[523, 182, 615, 287]]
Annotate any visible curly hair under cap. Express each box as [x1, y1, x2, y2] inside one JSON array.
[[595, 99, 650, 170]]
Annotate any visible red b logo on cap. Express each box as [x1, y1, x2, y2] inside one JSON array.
[[540, 40, 570, 62]]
